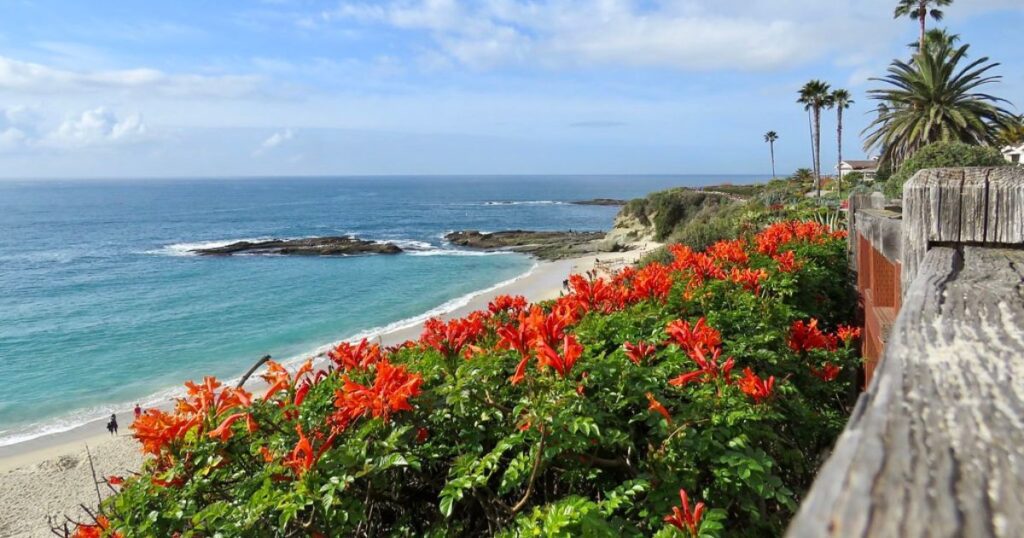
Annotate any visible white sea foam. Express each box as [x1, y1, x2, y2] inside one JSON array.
[[0, 262, 539, 448], [144, 237, 277, 257], [482, 200, 566, 206]]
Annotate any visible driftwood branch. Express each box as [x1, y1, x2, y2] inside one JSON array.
[[84, 444, 103, 507], [236, 355, 272, 389]]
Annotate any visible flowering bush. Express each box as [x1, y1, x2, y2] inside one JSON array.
[[79, 220, 858, 537]]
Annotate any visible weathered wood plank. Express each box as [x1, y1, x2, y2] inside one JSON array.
[[901, 167, 1024, 294], [787, 246, 1024, 537]]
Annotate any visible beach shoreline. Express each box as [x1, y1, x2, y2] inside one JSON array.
[[0, 245, 656, 537]]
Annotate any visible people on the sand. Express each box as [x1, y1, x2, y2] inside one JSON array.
[[107, 413, 118, 435], [134, 403, 142, 419]]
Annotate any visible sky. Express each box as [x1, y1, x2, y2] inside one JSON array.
[[0, 0, 1021, 178]]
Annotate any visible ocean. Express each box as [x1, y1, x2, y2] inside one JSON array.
[[0, 175, 759, 446]]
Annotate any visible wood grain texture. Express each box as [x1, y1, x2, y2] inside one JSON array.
[[787, 246, 1024, 537], [901, 167, 1024, 295]]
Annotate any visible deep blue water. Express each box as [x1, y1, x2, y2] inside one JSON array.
[[0, 175, 758, 445]]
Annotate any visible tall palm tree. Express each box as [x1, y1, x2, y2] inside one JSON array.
[[863, 42, 1014, 170], [764, 131, 779, 178], [798, 80, 833, 198], [909, 28, 960, 55], [894, 0, 953, 51], [830, 89, 853, 195]]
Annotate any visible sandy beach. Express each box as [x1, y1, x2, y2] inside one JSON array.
[[0, 246, 656, 537]]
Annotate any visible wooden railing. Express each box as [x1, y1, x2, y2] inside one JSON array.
[[787, 167, 1024, 537]]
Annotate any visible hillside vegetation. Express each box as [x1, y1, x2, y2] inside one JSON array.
[[75, 213, 858, 538]]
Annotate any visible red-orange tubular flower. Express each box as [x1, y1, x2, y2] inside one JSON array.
[[836, 324, 862, 345], [623, 341, 656, 365], [567, 273, 622, 313], [645, 392, 672, 425], [282, 424, 336, 477], [707, 238, 749, 265], [669, 347, 735, 387], [421, 314, 486, 358], [488, 294, 527, 316], [810, 363, 842, 382], [666, 318, 722, 354], [738, 367, 775, 404], [630, 262, 673, 302], [333, 358, 423, 431], [728, 268, 768, 294], [772, 250, 801, 273], [534, 334, 583, 379], [328, 339, 382, 370], [788, 319, 838, 352], [131, 409, 199, 457], [664, 488, 705, 536], [71, 515, 122, 538]]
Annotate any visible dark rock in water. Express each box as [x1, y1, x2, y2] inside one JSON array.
[[572, 198, 628, 206], [192, 236, 402, 256], [445, 230, 606, 260]]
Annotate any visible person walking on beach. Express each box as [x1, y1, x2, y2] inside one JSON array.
[[134, 404, 142, 419], [107, 413, 118, 435]]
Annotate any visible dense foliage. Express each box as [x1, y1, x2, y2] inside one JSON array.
[[76, 220, 859, 538], [883, 141, 1008, 197], [863, 41, 1013, 171], [622, 190, 737, 242]]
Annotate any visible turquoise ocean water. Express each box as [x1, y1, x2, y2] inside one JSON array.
[[0, 175, 758, 445]]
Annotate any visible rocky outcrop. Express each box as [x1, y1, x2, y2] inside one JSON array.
[[571, 198, 628, 206], [444, 230, 607, 260], [192, 236, 402, 256]]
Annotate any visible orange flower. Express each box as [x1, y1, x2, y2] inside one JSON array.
[[666, 318, 721, 355], [728, 267, 768, 294], [71, 515, 121, 538], [788, 319, 838, 352], [664, 488, 705, 536], [630, 262, 674, 302], [567, 274, 623, 313], [623, 341, 656, 365], [836, 324, 862, 345], [646, 392, 672, 425], [131, 409, 199, 457], [107, 475, 124, 486], [328, 339, 383, 370], [333, 358, 423, 429], [707, 239, 749, 265], [421, 314, 486, 358], [810, 363, 842, 382], [488, 294, 527, 316], [534, 334, 583, 379], [669, 347, 735, 387], [772, 250, 800, 272], [738, 367, 775, 404], [208, 412, 250, 442]]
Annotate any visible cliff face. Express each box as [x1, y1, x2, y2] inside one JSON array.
[[601, 187, 748, 251]]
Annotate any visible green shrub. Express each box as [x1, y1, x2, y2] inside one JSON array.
[[622, 190, 737, 241], [884, 142, 1007, 198]]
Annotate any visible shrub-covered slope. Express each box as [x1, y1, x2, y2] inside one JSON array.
[[76, 219, 858, 538]]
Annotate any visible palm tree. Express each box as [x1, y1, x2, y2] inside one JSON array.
[[830, 89, 853, 195], [798, 80, 833, 198], [894, 0, 953, 52], [997, 115, 1024, 146], [909, 28, 960, 55], [863, 42, 1014, 170], [764, 131, 779, 178]]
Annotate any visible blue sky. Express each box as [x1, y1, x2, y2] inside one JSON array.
[[0, 0, 1021, 178]]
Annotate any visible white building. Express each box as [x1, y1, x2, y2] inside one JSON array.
[[837, 159, 879, 181], [1004, 144, 1024, 164]]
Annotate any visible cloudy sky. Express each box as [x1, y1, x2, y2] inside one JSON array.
[[0, 0, 1021, 178]]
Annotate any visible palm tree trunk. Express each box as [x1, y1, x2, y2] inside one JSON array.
[[807, 109, 817, 182], [814, 106, 822, 199], [918, 4, 926, 51], [837, 108, 843, 197], [770, 142, 776, 179]]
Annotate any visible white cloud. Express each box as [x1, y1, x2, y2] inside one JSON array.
[[48, 107, 147, 148], [318, 0, 907, 71], [253, 128, 295, 156], [0, 55, 264, 97], [0, 105, 148, 152]]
